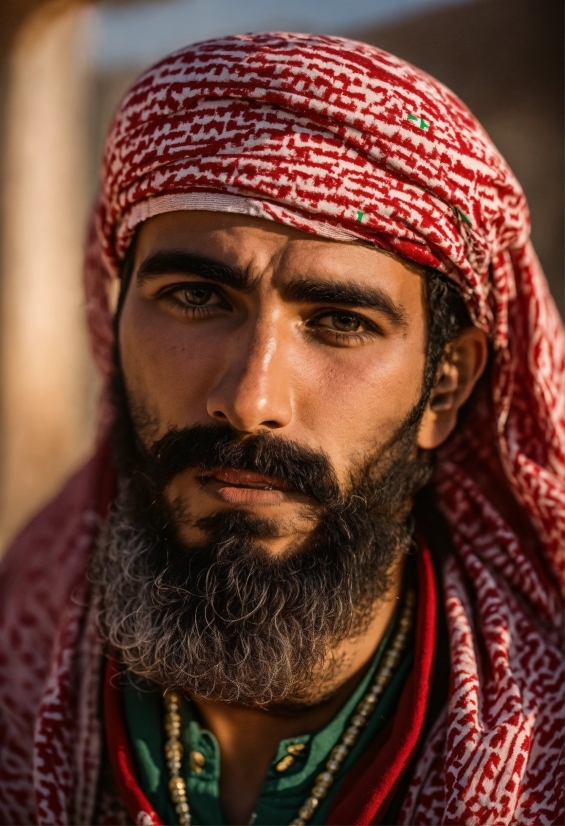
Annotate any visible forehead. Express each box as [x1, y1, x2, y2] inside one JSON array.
[[133, 210, 426, 311]]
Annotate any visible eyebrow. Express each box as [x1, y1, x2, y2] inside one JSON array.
[[281, 279, 407, 327], [136, 251, 254, 291], [137, 250, 407, 327]]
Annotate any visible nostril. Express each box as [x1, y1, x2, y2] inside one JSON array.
[[213, 410, 228, 420]]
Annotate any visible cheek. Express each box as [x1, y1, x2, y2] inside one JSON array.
[[294, 337, 427, 475], [118, 295, 224, 439]]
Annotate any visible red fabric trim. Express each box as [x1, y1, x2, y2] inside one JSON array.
[[327, 541, 437, 825], [104, 657, 163, 826]]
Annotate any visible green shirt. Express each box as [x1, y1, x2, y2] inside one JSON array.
[[122, 610, 412, 826]]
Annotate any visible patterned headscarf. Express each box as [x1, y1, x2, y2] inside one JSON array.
[[88, 34, 564, 578], [1, 32, 563, 825]]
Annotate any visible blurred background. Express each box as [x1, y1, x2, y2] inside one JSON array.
[[0, 0, 563, 553]]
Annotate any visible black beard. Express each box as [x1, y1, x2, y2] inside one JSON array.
[[89, 365, 433, 707]]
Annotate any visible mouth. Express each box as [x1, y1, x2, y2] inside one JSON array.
[[198, 467, 296, 505]]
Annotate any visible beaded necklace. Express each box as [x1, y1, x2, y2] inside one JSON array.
[[163, 589, 415, 826]]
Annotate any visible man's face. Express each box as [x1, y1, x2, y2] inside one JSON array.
[[119, 210, 429, 556]]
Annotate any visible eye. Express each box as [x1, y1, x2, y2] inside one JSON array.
[[324, 312, 362, 332], [315, 311, 367, 333], [307, 309, 381, 346], [157, 281, 230, 318], [177, 285, 216, 306]]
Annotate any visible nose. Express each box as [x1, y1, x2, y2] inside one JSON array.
[[207, 316, 293, 433]]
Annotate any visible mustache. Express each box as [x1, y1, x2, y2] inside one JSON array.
[[137, 423, 341, 506]]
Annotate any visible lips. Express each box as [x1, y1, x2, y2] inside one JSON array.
[[200, 467, 294, 492]]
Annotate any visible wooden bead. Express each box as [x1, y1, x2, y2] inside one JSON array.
[[298, 797, 318, 819], [315, 771, 333, 787]]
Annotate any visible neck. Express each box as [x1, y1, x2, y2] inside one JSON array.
[[189, 558, 405, 825]]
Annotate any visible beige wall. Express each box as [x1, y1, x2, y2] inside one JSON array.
[[0, 3, 99, 549]]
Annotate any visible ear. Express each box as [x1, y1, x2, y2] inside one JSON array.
[[417, 327, 488, 450]]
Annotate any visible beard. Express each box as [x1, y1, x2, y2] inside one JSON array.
[[89, 364, 433, 708]]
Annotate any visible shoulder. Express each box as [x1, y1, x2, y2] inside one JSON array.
[[0, 445, 113, 747], [0, 451, 108, 625]]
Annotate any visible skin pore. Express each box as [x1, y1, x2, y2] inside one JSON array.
[[117, 210, 487, 824]]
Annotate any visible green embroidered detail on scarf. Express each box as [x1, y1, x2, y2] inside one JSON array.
[[356, 210, 364, 222], [454, 206, 472, 226], [406, 113, 430, 130]]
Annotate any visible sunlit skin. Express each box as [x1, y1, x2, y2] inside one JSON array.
[[118, 210, 487, 824]]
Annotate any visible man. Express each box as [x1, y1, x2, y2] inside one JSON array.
[[0, 32, 563, 826]]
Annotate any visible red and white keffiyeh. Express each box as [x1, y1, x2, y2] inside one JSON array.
[[0, 32, 563, 825]]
